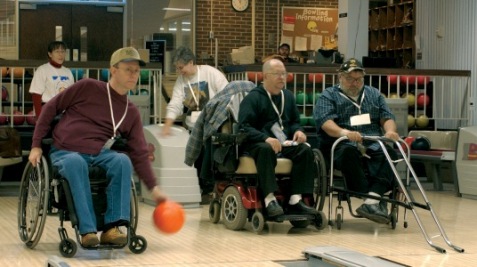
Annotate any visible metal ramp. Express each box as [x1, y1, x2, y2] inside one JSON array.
[[302, 246, 407, 267]]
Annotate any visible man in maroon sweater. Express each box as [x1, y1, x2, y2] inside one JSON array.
[[28, 47, 166, 248]]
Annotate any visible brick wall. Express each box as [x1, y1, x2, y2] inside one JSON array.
[[196, 0, 338, 66]]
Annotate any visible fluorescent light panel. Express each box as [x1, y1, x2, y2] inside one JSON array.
[[162, 7, 191, 12]]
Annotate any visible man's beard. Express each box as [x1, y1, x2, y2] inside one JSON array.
[[341, 85, 361, 97]]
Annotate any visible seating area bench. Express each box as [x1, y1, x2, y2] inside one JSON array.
[[407, 130, 458, 194]]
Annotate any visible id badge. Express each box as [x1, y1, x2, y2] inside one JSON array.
[[190, 111, 201, 124], [350, 113, 371, 126], [271, 122, 287, 144], [103, 138, 116, 150]]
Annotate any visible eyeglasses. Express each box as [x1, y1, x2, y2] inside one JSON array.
[[53, 50, 66, 54], [115, 67, 140, 76], [342, 75, 364, 84], [267, 72, 288, 78]]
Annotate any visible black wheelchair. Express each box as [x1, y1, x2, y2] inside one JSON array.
[[325, 135, 464, 253], [324, 136, 403, 230], [17, 141, 147, 257]]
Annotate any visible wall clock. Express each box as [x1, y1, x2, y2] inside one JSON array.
[[232, 0, 249, 12]]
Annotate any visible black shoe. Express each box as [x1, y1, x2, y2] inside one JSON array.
[[287, 200, 318, 215], [356, 203, 389, 224], [266, 200, 284, 217]]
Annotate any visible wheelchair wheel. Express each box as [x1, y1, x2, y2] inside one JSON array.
[[17, 156, 50, 249], [221, 186, 247, 231], [209, 200, 221, 224], [313, 211, 327, 230], [59, 238, 77, 258], [129, 235, 148, 254], [312, 148, 327, 212], [130, 180, 139, 232], [251, 211, 265, 233]]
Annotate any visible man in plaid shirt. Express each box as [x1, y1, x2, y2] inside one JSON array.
[[313, 58, 400, 224]]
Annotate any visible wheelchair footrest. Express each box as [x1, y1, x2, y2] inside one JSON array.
[[272, 213, 316, 222]]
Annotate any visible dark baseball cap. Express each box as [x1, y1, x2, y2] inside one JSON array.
[[339, 58, 365, 73]]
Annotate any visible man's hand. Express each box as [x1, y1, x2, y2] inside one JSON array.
[[384, 130, 400, 141], [28, 147, 43, 167], [341, 129, 362, 142], [151, 185, 167, 204], [293, 130, 307, 143], [265, 137, 282, 154]]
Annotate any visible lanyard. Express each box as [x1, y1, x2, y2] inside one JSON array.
[[339, 89, 365, 114], [187, 66, 200, 111], [107, 83, 128, 138], [267, 90, 284, 128]]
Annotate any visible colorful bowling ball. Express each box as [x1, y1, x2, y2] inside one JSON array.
[[411, 136, 431, 150], [415, 114, 429, 128], [139, 88, 149, 95], [416, 93, 430, 107], [10, 67, 25, 78], [153, 200, 185, 234], [100, 69, 110, 81], [13, 110, 25, 125], [308, 116, 316, 126], [71, 68, 84, 81], [401, 93, 415, 107], [407, 114, 415, 128], [286, 73, 294, 83], [387, 75, 398, 85], [402, 136, 416, 152], [140, 70, 150, 82], [247, 72, 263, 82], [299, 114, 308, 126], [400, 75, 416, 85], [313, 92, 322, 104], [26, 110, 37, 125], [308, 73, 324, 83], [389, 93, 399, 99], [417, 76, 430, 85], [295, 91, 307, 105], [0, 113, 8, 125]]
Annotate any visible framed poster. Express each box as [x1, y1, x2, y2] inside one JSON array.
[[145, 40, 166, 64], [281, 7, 338, 52]]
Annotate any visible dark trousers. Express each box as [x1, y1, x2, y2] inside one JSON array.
[[245, 142, 315, 197], [334, 144, 397, 196]]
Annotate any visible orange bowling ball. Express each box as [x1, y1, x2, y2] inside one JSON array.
[[153, 200, 185, 234]]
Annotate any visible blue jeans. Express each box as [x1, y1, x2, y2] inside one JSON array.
[[49, 146, 132, 234]]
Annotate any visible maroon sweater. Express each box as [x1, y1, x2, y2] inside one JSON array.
[[32, 78, 156, 190]]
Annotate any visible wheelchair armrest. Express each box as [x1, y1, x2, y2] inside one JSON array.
[[211, 132, 247, 146]]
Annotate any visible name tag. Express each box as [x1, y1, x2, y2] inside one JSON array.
[[350, 113, 371, 126], [190, 111, 201, 124], [103, 138, 116, 150]]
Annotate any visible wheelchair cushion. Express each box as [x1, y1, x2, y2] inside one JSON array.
[[235, 156, 292, 175]]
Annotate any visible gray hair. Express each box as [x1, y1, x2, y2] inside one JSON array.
[[172, 46, 196, 65]]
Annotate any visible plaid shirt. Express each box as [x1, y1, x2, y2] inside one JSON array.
[[184, 80, 255, 166], [313, 84, 395, 151]]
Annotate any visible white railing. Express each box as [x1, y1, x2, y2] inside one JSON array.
[[0, 64, 162, 128], [226, 68, 471, 132]]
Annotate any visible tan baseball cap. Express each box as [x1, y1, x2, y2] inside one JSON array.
[[110, 47, 146, 67]]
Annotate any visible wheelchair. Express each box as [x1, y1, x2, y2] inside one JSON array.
[[17, 142, 147, 257], [324, 136, 464, 254], [206, 93, 328, 233], [324, 136, 404, 230]]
